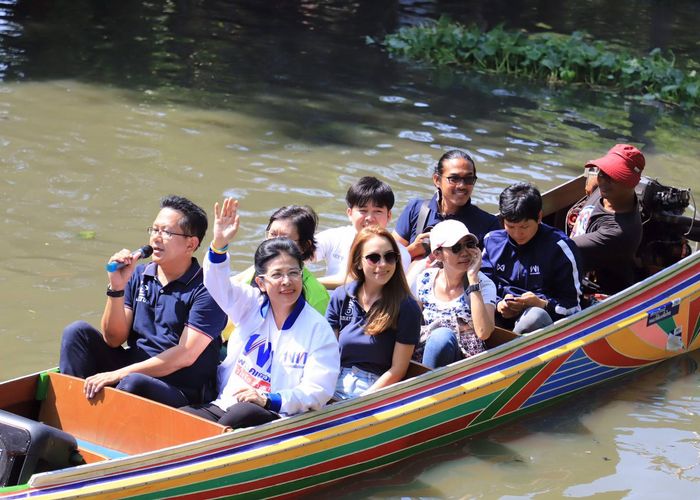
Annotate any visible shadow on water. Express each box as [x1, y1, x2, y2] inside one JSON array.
[[315, 351, 700, 499], [2, 0, 700, 150]]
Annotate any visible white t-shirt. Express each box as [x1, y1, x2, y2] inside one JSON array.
[[314, 225, 411, 277]]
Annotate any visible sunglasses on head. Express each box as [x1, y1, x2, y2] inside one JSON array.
[[445, 239, 478, 253], [363, 251, 398, 265]]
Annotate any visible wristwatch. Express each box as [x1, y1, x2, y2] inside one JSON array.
[[466, 283, 481, 294], [263, 394, 271, 410], [106, 285, 125, 298]]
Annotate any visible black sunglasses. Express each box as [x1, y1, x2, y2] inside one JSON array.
[[364, 251, 399, 265], [445, 240, 478, 253]]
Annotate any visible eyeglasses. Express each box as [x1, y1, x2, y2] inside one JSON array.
[[445, 240, 478, 253], [267, 232, 299, 244], [147, 227, 194, 239], [363, 251, 398, 265], [442, 175, 478, 186], [259, 268, 303, 282]]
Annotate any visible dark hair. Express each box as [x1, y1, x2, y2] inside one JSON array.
[[434, 149, 476, 175], [160, 195, 208, 249], [498, 182, 542, 222], [345, 176, 395, 210], [346, 227, 414, 336], [266, 205, 318, 261], [253, 237, 304, 279]]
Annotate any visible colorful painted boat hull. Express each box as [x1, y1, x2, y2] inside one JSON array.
[[2, 247, 698, 499]]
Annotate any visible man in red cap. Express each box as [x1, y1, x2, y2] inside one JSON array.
[[569, 144, 645, 294]]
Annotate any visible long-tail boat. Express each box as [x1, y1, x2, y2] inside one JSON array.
[[2, 175, 699, 499]]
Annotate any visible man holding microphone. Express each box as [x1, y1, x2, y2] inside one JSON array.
[[59, 195, 227, 407]]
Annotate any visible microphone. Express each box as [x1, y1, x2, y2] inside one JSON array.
[[105, 245, 153, 272]]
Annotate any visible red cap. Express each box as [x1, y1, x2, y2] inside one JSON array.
[[585, 144, 645, 188]]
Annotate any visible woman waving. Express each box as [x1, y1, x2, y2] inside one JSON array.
[[182, 198, 339, 428]]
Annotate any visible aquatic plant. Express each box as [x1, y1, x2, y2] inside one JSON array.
[[382, 17, 699, 110]]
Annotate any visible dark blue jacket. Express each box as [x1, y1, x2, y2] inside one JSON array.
[[481, 223, 583, 320]]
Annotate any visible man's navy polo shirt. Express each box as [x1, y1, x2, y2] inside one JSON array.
[[325, 281, 421, 376], [124, 258, 227, 393], [395, 194, 500, 246]]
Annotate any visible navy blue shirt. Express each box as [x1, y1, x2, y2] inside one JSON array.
[[395, 194, 500, 247], [124, 259, 227, 394], [481, 224, 583, 320], [325, 281, 421, 375]]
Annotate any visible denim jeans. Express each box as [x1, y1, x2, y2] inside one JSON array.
[[334, 366, 380, 400], [421, 327, 462, 369]]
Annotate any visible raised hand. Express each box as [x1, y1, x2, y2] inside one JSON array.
[[465, 247, 482, 281], [212, 198, 240, 248]]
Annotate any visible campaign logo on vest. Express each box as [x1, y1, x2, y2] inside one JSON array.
[[234, 333, 273, 392]]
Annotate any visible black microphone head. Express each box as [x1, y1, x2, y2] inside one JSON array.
[[141, 245, 154, 258]]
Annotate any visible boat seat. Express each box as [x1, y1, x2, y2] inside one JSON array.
[[37, 372, 230, 459], [485, 327, 521, 349], [403, 360, 432, 380]]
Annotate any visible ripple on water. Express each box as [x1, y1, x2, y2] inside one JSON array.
[[507, 136, 539, 147], [291, 187, 334, 198], [421, 121, 457, 132], [262, 167, 285, 174], [116, 146, 161, 160], [502, 166, 553, 182], [378, 95, 408, 104], [441, 132, 472, 142], [477, 148, 505, 158], [226, 144, 250, 151], [404, 153, 436, 166], [414, 102, 429, 108], [223, 188, 248, 199], [398, 130, 434, 143]]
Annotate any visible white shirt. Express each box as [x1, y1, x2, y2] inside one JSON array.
[[315, 225, 411, 277]]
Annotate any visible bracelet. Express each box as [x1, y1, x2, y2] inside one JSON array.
[[106, 285, 125, 298], [210, 242, 229, 254]]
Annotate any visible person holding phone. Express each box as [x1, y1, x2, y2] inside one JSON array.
[[409, 220, 497, 368], [482, 183, 583, 334]]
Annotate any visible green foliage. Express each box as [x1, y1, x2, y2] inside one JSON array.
[[383, 17, 700, 109]]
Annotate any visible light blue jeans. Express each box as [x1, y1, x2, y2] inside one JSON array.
[[334, 366, 380, 400], [422, 327, 462, 369]]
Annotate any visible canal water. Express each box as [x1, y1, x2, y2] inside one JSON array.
[[1, 0, 699, 496]]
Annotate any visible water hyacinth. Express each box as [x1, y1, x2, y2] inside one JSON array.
[[382, 17, 700, 109]]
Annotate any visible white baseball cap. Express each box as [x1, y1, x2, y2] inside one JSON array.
[[429, 219, 478, 253]]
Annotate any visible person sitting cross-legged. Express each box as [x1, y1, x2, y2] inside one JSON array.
[[482, 183, 583, 334]]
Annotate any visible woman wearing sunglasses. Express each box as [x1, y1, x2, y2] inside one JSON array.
[[410, 219, 497, 368], [183, 198, 340, 428], [325, 226, 421, 400]]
